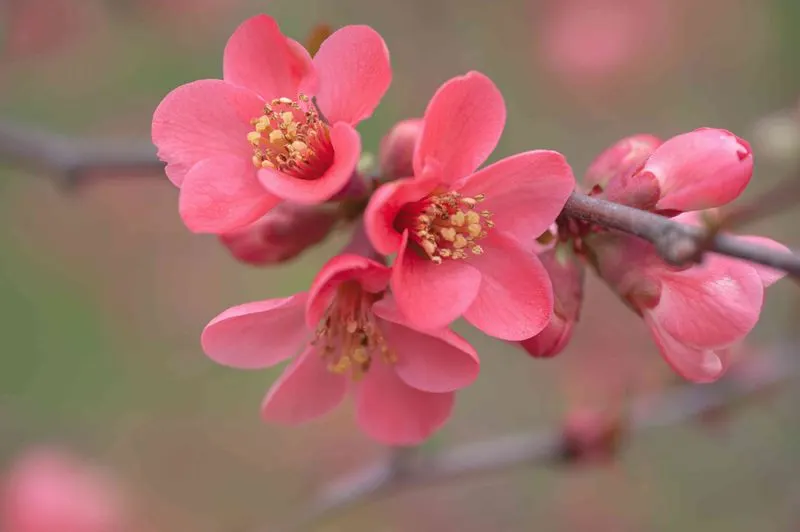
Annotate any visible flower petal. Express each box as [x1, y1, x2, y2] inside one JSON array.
[[222, 14, 313, 101], [179, 156, 281, 234], [464, 232, 554, 341], [152, 79, 264, 186], [261, 347, 348, 424], [392, 231, 482, 330], [355, 361, 454, 445], [201, 294, 309, 369], [651, 254, 764, 348], [456, 151, 575, 244], [645, 314, 730, 383], [258, 122, 361, 203], [313, 25, 392, 125], [364, 175, 440, 255], [305, 254, 391, 328], [372, 297, 479, 393], [414, 71, 506, 183]]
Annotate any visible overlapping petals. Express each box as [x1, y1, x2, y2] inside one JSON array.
[[152, 14, 391, 234], [201, 254, 478, 445]]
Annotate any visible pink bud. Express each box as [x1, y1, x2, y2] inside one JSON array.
[[519, 245, 584, 358], [379, 118, 423, 179], [219, 202, 338, 266], [641, 128, 753, 212], [585, 134, 662, 191], [561, 408, 623, 464], [1, 447, 124, 532]]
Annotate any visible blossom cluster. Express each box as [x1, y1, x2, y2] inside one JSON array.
[[152, 15, 786, 445]]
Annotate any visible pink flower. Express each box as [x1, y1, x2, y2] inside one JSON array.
[[588, 213, 788, 382], [219, 202, 338, 265], [364, 72, 576, 340], [201, 254, 479, 445], [589, 129, 753, 212], [152, 15, 391, 233], [379, 118, 423, 180], [1, 447, 124, 532], [519, 244, 584, 358]]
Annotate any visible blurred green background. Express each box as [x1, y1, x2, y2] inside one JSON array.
[[0, 0, 799, 530]]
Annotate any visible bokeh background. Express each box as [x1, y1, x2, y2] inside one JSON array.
[[1, 0, 799, 530]]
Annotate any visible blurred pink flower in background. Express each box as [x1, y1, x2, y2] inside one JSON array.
[[201, 254, 480, 445], [1, 0, 104, 60], [535, 0, 673, 91], [152, 15, 391, 233], [379, 118, 423, 180], [366, 71, 575, 340], [1, 447, 124, 532]]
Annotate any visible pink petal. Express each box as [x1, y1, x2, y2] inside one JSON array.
[[455, 151, 575, 244], [645, 128, 753, 211], [152, 79, 265, 186], [645, 314, 730, 383], [372, 297, 479, 393], [364, 175, 440, 255], [258, 122, 361, 203], [584, 134, 662, 191], [261, 347, 347, 424], [651, 254, 764, 348], [179, 156, 281, 234], [518, 313, 575, 358], [734, 235, 790, 288], [355, 361, 454, 445], [464, 232, 554, 341], [305, 254, 391, 328], [414, 71, 506, 183], [313, 25, 392, 125], [201, 294, 309, 369], [222, 14, 313, 101], [392, 231, 482, 330]]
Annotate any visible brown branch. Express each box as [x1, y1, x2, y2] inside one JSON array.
[[272, 344, 796, 532], [562, 192, 800, 276], [0, 120, 162, 187]]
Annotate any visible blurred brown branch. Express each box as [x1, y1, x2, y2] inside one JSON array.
[[0, 120, 162, 187], [563, 192, 800, 277], [273, 343, 796, 532]]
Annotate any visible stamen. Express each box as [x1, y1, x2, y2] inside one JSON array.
[[406, 191, 494, 263], [313, 281, 395, 380], [246, 93, 333, 178]]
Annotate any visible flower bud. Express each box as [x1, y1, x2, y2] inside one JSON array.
[[1, 447, 124, 532], [379, 118, 423, 179], [519, 244, 584, 358], [219, 202, 338, 266], [561, 408, 624, 465], [641, 128, 753, 212], [585, 134, 661, 191]]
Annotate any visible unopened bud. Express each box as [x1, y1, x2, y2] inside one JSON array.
[[561, 409, 624, 465], [379, 118, 423, 179], [585, 134, 661, 192], [219, 203, 338, 266], [519, 244, 584, 358]]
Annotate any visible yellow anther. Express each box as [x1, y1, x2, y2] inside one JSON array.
[[247, 131, 262, 144], [291, 141, 308, 152], [466, 210, 480, 225], [268, 130, 284, 144], [450, 211, 466, 227], [261, 160, 275, 169], [421, 239, 437, 256], [440, 227, 457, 242], [472, 245, 484, 255], [281, 111, 294, 125], [467, 224, 482, 237], [278, 97, 293, 105], [453, 235, 468, 249]]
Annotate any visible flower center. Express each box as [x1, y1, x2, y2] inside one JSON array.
[[247, 94, 333, 178], [312, 281, 396, 380], [401, 191, 493, 264]]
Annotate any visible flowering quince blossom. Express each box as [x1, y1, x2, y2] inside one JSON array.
[[589, 128, 753, 213], [201, 253, 479, 445], [365, 71, 576, 340], [1, 447, 124, 532], [586, 211, 788, 382], [152, 14, 391, 233]]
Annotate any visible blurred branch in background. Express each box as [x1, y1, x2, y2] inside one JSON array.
[[0, 120, 162, 188], [274, 342, 796, 532]]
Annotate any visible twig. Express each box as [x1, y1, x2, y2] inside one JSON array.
[[562, 192, 800, 276], [273, 345, 796, 532], [0, 120, 162, 187]]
